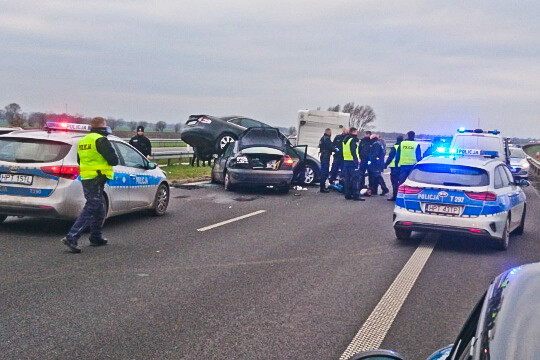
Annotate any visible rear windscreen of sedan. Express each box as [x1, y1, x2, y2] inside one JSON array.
[[409, 164, 489, 187], [0, 138, 72, 163]]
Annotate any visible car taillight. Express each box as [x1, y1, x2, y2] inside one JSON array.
[[41, 165, 80, 180], [284, 156, 294, 166], [465, 191, 497, 201], [397, 185, 423, 194]]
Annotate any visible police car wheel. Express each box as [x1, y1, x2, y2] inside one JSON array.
[[0, 215, 7, 224], [495, 217, 511, 251], [513, 204, 526, 235], [395, 229, 412, 241], [151, 184, 169, 216]]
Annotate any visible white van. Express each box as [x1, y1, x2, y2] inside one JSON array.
[[295, 110, 350, 159]]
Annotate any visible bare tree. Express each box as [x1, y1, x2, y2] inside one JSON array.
[[174, 123, 183, 133], [28, 112, 47, 128], [116, 118, 125, 129], [340, 102, 376, 131], [155, 121, 167, 132], [107, 117, 118, 130], [327, 104, 341, 112], [128, 121, 137, 131], [4, 103, 21, 125]]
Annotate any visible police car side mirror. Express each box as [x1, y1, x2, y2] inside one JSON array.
[[147, 162, 158, 170], [518, 179, 530, 187], [348, 350, 407, 360]]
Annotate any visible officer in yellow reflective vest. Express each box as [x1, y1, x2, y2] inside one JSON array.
[[384, 135, 403, 201], [61, 117, 119, 253], [395, 131, 422, 187], [341, 127, 365, 201]]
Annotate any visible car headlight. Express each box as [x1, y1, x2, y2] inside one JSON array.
[[522, 161, 530, 170]]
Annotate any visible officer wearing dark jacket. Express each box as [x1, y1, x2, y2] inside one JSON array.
[[385, 135, 403, 201], [358, 130, 372, 189], [318, 128, 333, 193], [395, 130, 422, 185], [341, 128, 364, 201], [129, 126, 152, 159], [368, 134, 389, 196], [61, 117, 119, 253], [329, 127, 349, 183]]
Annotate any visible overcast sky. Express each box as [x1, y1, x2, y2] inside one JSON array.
[[1, 0, 539, 137]]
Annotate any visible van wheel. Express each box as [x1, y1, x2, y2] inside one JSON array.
[[495, 217, 510, 250], [151, 183, 170, 216], [0, 215, 7, 224], [224, 172, 234, 191], [513, 204, 526, 235], [395, 229, 411, 241]]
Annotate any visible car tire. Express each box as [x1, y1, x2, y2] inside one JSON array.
[[0, 215, 7, 224], [395, 228, 412, 241], [513, 204, 526, 235], [495, 216, 511, 250], [224, 172, 234, 191], [151, 183, 170, 216], [302, 163, 317, 185], [217, 133, 237, 151]]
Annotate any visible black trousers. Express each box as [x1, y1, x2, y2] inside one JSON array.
[[342, 164, 360, 199], [329, 158, 343, 182], [390, 167, 400, 199], [399, 165, 414, 185]]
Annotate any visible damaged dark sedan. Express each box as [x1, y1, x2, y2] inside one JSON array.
[[211, 127, 306, 193]]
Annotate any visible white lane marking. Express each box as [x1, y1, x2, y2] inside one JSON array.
[[197, 210, 266, 232], [340, 238, 437, 360], [182, 180, 211, 186]]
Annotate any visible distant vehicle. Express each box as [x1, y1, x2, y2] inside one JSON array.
[[350, 262, 540, 360], [450, 128, 510, 164], [0, 122, 170, 224], [508, 146, 530, 179], [181, 115, 270, 161], [0, 127, 22, 135], [393, 154, 528, 250], [211, 127, 306, 193]]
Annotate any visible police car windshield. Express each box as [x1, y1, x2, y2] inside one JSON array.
[[509, 148, 526, 159], [0, 138, 71, 163], [409, 164, 489, 187], [453, 135, 502, 153]]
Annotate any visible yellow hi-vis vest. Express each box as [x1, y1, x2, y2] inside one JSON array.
[[388, 144, 399, 168], [398, 140, 419, 166], [342, 137, 359, 161], [78, 133, 114, 180]]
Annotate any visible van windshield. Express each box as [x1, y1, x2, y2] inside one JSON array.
[[409, 163, 489, 187], [0, 138, 71, 163]]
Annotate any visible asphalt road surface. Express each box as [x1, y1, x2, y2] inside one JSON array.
[[1, 180, 539, 360]]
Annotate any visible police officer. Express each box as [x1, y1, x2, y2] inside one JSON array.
[[318, 128, 333, 193], [385, 135, 403, 201], [129, 125, 152, 159], [395, 131, 422, 185], [329, 127, 349, 184], [342, 127, 364, 201], [368, 134, 389, 196], [61, 117, 119, 253], [358, 130, 372, 189]]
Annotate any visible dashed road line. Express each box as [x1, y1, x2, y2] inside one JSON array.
[[339, 238, 437, 360], [182, 180, 211, 186], [197, 210, 266, 232]]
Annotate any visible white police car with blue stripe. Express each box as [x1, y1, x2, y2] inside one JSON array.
[[393, 149, 529, 250], [0, 122, 170, 224]]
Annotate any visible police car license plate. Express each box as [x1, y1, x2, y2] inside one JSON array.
[[425, 204, 461, 215], [0, 173, 33, 185]]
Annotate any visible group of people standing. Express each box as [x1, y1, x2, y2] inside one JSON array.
[[318, 128, 422, 201]]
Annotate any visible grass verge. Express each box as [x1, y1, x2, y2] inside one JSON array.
[[160, 163, 212, 184]]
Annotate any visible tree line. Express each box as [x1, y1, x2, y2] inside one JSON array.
[[0, 103, 185, 133]]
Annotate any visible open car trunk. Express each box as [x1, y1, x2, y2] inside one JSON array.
[[240, 147, 285, 170]]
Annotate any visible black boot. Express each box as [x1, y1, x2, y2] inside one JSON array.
[[89, 237, 108, 246]]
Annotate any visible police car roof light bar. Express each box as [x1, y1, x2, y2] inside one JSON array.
[[45, 122, 91, 132]]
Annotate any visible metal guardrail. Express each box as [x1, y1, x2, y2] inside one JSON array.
[[522, 143, 540, 175]]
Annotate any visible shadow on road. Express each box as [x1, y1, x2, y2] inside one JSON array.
[[434, 233, 499, 255]]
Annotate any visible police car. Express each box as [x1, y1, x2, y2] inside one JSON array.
[[393, 151, 529, 250], [0, 122, 170, 224]]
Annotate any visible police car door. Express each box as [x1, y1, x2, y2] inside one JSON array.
[[501, 165, 524, 228], [113, 142, 156, 209], [108, 141, 132, 211], [493, 165, 522, 229]]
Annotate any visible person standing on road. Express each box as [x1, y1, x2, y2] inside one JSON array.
[[385, 135, 403, 201], [129, 125, 152, 160], [358, 130, 372, 190], [395, 131, 422, 185], [342, 128, 364, 201], [368, 134, 389, 196], [318, 128, 333, 193], [61, 117, 119, 253], [329, 127, 349, 184]]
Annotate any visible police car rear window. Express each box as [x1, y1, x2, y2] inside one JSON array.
[[0, 138, 71, 163], [409, 164, 489, 187]]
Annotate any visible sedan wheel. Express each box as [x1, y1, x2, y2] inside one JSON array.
[[303, 164, 316, 185], [219, 135, 236, 150], [152, 184, 170, 216]]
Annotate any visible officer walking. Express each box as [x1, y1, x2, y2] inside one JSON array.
[[61, 117, 119, 253], [342, 128, 364, 201], [395, 131, 422, 185], [385, 135, 403, 201], [129, 125, 152, 159], [368, 134, 389, 196], [318, 128, 333, 193], [329, 127, 349, 184]]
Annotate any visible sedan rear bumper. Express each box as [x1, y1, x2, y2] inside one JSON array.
[[228, 169, 293, 186]]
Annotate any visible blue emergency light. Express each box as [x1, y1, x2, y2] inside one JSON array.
[[458, 127, 466, 133], [436, 147, 447, 154]]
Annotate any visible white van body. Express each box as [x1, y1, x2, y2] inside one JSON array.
[[296, 110, 350, 159]]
